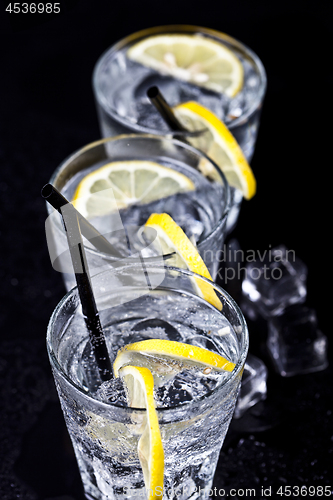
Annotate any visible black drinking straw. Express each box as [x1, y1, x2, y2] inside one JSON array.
[[147, 86, 207, 142], [147, 86, 189, 133], [42, 184, 122, 258], [42, 187, 112, 381]]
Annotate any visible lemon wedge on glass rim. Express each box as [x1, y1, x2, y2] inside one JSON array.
[[145, 213, 222, 310], [127, 33, 243, 98], [173, 101, 256, 200], [72, 161, 195, 218]]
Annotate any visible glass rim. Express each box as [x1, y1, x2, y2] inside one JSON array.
[[47, 133, 231, 256], [92, 24, 267, 133], [47, 263, 249, 414]]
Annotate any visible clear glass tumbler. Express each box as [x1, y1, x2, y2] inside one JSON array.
[[47, 263, 249, 500], [92, 25, 267, 232], [46, 134, 230, 290]]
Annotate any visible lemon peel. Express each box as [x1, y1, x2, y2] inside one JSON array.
[[174, 101, 256, 199], [145, 213, 222, 309]]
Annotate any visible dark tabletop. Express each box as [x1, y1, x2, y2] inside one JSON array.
[[0, 1, 332, 499]]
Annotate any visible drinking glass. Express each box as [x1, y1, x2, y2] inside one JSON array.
[[92, 25, 267, 231], [47, 263, 249, 500]]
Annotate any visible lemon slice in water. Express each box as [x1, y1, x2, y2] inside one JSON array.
[[127, 34, 243, 97], [72, 161, 195, 218], [114, 342, 235, 498]]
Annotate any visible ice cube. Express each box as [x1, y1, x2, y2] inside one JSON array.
[[242, 245, 307, 318], [160, 191, 206, 241], [226, 60, 260, 122], [183, 85, 230, 121], [133, 67, 231, 127], [155, 368, 224, 407], [134, 74, 173, 131], [267, 304, 328, 377], [226, 90, 246, 121], [234, 353, 268, 419], [131, 318, 181, 342], [95, 377, 128, 406], [78, 341, 103, 393]]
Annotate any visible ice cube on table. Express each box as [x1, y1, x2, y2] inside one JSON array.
[[241, 245, 307, 318], [267, 304, 328, 377], [234, 353, 268, 419]]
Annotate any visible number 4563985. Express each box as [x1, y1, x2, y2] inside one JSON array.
[[6, 3, 60, 13]]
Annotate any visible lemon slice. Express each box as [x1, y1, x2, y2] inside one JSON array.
[[114, 339, 235, 378], [173, 101, 256, 199], [118, 365, 164, 499], [127, 34, 243, 97], [145, 213, 222, 310], [72, 161, 195, 218]]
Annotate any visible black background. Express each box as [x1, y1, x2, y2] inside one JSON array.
[[0, 1, 332, 499]]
